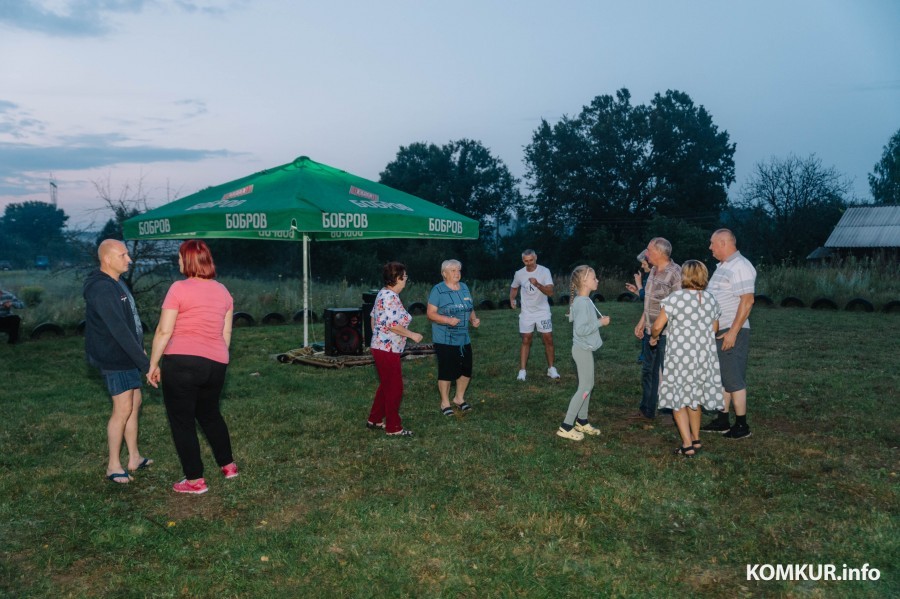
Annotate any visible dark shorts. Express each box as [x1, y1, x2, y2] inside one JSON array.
[[434, 343, 473, 381], [716, 328, 750, 393], [101, 368, 142, 397]]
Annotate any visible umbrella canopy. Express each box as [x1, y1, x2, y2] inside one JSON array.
[[122, 155, 479, 348], [123, 155, 479, 242]]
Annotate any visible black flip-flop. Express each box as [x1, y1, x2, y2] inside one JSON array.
[[440, 406, 455, 416], [135, 457, 153, 470], [106, 471, 131, 484], [454, 401, 472, 412]]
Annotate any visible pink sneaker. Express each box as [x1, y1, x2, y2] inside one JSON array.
[[173, 478, 208, 494], [221, 462, 239, 479]]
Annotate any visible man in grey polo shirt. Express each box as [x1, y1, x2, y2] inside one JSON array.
[[701, 228, 756, 439], [628, 237, 681, 421]]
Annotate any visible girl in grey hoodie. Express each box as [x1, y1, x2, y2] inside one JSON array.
[[557, 265, 610, 441]]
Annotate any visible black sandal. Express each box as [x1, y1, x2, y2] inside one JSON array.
[[440, 406, 454, 416], [674, 445, 696, 458], [454, 401, 472, 412], [366, 421, 385, 430], [692, 439, 703, 451]]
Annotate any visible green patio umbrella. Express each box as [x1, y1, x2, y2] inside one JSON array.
[[123, 155, 480, 345]]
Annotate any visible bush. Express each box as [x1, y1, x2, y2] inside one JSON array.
[[20, 286, 44, 307]]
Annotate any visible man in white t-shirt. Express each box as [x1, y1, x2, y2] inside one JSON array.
[[509, 249, 559, 381]]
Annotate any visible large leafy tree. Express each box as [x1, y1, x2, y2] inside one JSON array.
[[736, 154, 850, 262], [523, 88, 735, 248], [648, 90, 735, 220], [379, 139, 522, 250], [524, 90, 651, 239], [1, 201, 68, 245], [869, 128, 900, 205], [0, 201, 70, 265]]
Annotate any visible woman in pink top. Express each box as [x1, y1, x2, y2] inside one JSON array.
[[147, 240, 238, 495]]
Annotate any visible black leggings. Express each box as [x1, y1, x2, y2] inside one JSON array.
[[161, 354, 233, 480]]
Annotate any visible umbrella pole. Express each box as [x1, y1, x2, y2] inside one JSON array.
[[303, 234, 309, 347]]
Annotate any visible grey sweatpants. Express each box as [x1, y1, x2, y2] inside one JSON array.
[[564, 345, 596, 426]]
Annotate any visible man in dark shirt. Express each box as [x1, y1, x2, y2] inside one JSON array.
[[84, 240, 153, 484]]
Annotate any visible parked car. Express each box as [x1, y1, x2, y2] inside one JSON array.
[[35, 256, 49, 270], [0, 260, 11, 271]]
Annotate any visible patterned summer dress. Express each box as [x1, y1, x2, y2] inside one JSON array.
[[657, 289, 725, 411]]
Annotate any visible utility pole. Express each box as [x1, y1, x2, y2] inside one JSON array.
[[49, 174, 58, 207]]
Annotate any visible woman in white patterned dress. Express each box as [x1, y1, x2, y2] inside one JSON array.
[[649, 260, 724, 457]]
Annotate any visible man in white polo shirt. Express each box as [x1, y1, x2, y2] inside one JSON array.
[[509, 249, 559, 381], [702, 228, 757, 439]]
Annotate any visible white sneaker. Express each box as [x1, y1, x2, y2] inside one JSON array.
[[574, 422, 601, 436], [516, 369, 527, 381], [556, 427, 584, 441], [547, 366, 560, 379]]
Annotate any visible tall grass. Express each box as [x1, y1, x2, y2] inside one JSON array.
[[1, 261, 898, 331], [756, 259, 900, 305]]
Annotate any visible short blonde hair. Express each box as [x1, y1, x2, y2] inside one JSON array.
[[681, 260, 709, 290], [440, 259, 462, 277]]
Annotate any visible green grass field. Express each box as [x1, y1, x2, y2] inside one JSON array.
[[1, 302, 897, 598]]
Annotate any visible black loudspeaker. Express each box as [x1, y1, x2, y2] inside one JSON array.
[[324, 308, 364, 356], [361, 303, 374, 346], [361, 291, 378, 347]]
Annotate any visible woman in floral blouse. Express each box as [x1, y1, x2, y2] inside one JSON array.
[[367, 262, 423, 437]]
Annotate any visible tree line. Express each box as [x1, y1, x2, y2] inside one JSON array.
[[3, 88, 899, 282]]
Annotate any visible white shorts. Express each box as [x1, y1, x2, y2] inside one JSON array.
[[519, 311, 553, 334]]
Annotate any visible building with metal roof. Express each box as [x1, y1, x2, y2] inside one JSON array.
[[825, 206, 900, 248], [807, 206, 900, 260]]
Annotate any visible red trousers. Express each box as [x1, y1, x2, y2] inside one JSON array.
[[369, 348, 404, 433]]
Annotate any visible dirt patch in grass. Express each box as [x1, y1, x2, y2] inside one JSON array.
[[157, 492, 228, 521], [264, 502, 313, 530]]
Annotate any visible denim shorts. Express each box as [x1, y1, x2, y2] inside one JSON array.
[[101, 368, 142, 396]]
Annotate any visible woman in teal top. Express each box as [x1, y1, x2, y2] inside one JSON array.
[[427, 259, 480, 416]]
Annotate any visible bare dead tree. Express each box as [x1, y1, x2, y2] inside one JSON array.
[[738, 154, 851, 262], [740, 154, 852, 224], [89, 174, 183, 293]]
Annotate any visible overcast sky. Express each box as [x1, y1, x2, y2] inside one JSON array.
[[1, 0, 898, 229]]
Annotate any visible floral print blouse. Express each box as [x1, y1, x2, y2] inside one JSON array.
[[370, 288, 412, 353]]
